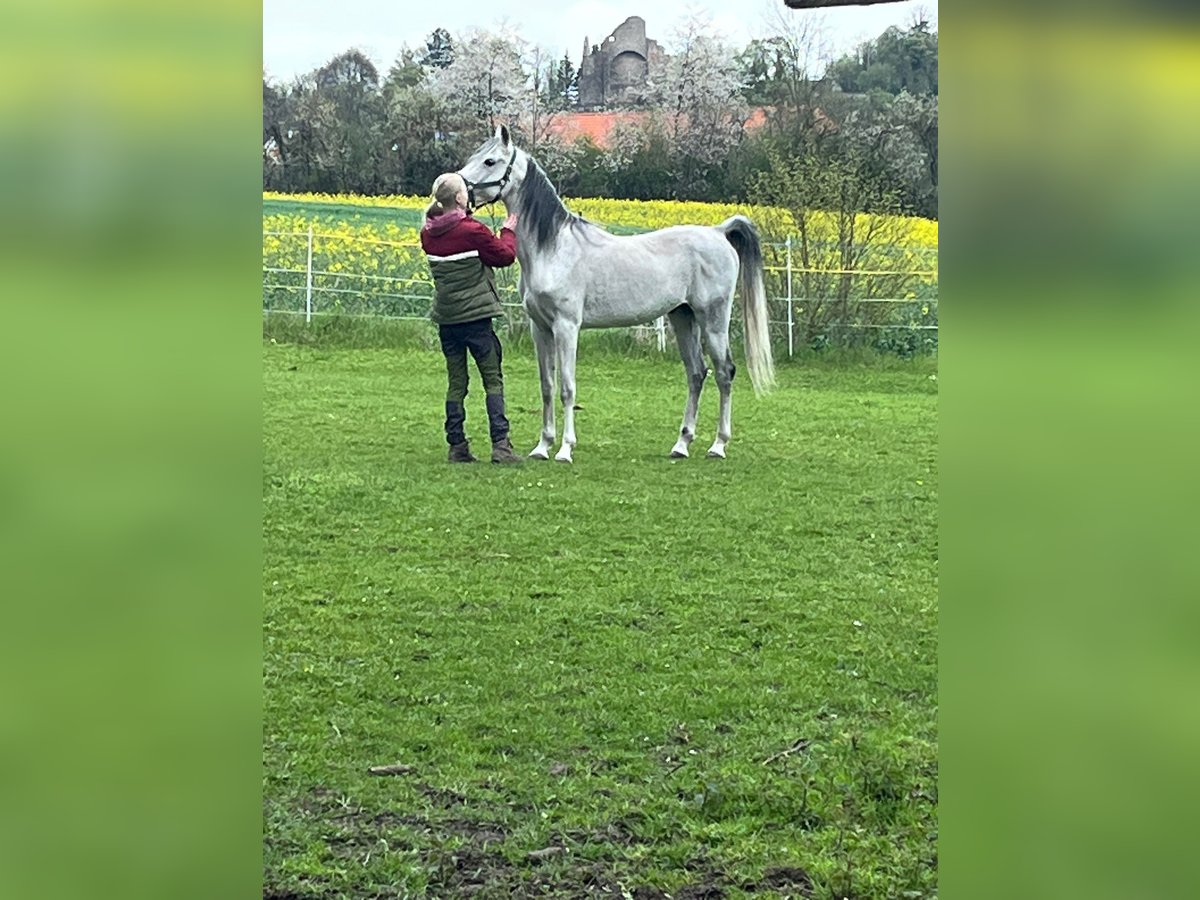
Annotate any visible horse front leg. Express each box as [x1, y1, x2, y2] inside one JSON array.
[[553, 321, 580, 463], [530, 320, 556, 460]]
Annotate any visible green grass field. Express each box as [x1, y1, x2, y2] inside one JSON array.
[[263, 338, 938, 899]]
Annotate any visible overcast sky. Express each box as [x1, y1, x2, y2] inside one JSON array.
[[263, 0, 937, 84]]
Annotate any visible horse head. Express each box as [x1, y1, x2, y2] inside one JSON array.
[[458, 124, 522, 209]]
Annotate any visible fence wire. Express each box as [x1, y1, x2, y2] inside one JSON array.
[[263, 227, 938, 355]]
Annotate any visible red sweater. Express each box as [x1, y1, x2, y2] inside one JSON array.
[[419, 209, 517, 266]]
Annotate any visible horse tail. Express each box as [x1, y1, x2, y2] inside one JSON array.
[[718, 215, 776, 395]]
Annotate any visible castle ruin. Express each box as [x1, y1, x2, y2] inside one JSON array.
[[577, 16, 667, 110]]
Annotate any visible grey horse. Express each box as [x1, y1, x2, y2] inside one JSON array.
[[458, 125, 775, 462]]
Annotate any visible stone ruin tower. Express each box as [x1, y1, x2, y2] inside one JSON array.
[[577, 16, 668, 109]]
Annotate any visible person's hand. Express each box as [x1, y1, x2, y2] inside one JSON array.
[[502, 213, 518, 231]]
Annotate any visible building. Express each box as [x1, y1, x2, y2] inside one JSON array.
[[577, 16, 668, 110]]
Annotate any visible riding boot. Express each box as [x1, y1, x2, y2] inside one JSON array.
[[445, 401, 476, 462], [448, 441, 477, 463], [491, 437, 521, 464], [486, 394, 520, 464]]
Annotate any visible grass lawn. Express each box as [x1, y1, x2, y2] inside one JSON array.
[[263, 339, 938, 899]]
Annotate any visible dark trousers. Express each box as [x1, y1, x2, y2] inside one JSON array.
[[439, 318, 509, 444]]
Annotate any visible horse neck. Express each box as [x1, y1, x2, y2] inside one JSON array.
[[507, 155, 574, 258], [511, 158, 562, 216]]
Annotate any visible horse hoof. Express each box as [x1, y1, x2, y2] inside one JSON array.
[[554, 450, 573, 463], [706, 448, 726, 459], [670, 448, 689, 459], [529, 447, 550, 460]]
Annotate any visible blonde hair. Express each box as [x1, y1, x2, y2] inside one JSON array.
[[426, 172, 466, 217]]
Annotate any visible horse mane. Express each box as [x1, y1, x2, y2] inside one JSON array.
[[515, 155, 594, 252]]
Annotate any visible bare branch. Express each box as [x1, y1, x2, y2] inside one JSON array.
[[784, 0, 908, 8]]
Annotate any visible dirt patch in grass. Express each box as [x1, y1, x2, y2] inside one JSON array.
[[563, 817, 648, 848], [268, 787, 832, 898], [268, 788, 761, 899], [424, 845, 639, 897], [416, 782, 470, 809], [742, 865, 815, 896], [272, 788, 668, 897], [673, 881, 727, 900]]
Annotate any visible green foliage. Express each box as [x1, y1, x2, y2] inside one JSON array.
[[540, 138, 610, 198], [749, 150, 937, 353], [827, 22, 939, 98], [737, 39, 778, 106], [262, 343, 938, 898], [606, 120, 677, 201], [262, 21, 937, 212], [421, 27, 454, 70], [543, 52, 578, 111]]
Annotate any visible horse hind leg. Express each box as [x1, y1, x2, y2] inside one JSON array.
[[529, 320, 556, 460], [668, 305, 707, 458], [553, 321, 580, 463], [703, 317, 736, 459]]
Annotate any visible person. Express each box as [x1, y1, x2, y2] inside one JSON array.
[[420, 172, 522, 464]]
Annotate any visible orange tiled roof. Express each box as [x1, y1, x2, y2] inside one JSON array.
[[545, 107, 772, 148], [544, 111, 649, 147]]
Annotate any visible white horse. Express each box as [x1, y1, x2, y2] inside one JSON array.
[[458, 125, 775, 463]]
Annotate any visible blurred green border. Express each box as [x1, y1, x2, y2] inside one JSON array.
[[942, 6, 1200, 899], [4, 3, 1199, 898], [1, 3, 264, 899]]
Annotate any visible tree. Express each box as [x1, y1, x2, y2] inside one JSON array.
[[285, 73, 339, 192], [381, 47, 457, 194], [311, 50, 385, 193], [750, 149, 923, 349], [737, 40, 776, 106], [421, 28, 454, 70], [551, 138, 609, 198], [605, 120, 675, 200], [811, 81, 937, 218], [385, 47, 426, 92], [429, 29, 526, 137], [733, 14, 938, 216], [827, 23, 938, 96], [895, 91, 937, 208], [651, 19, 749, 199], [263, 76, 288, 187], [745, 5, 835, 152], [263, 74, 286, 130], [523, 45, 559, 152], [316, 49, 380, 92], [544, 51, 577, 111]]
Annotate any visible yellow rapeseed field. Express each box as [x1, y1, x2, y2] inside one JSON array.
[[262, 192, 937, 323], [263, 191, 938, 249], [264, 190, 428, 210]]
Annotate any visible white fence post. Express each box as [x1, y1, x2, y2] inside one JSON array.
[[785, 236, 794, 357], [305, 224, 314, 324], [656, 315, 666, 353]]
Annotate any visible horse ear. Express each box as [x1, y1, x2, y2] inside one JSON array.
[[497, 123, 511, 147]]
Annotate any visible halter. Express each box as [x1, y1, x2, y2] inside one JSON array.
[[463, 146, 517, 211]]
